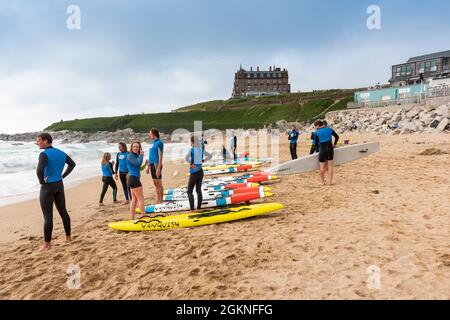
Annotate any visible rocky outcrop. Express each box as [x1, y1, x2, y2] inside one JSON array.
[[0, 128, 166, 143], [324, 103, 450, 135]]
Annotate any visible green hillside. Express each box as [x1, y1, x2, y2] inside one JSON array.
[[46, 89, 355, 133]]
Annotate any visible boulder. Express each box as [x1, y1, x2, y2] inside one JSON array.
[[429, 119, 440, 128], [436, 118, 449, 131], [406, 109, 420, 118]]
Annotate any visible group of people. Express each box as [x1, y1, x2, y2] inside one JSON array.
[[34, 124, 337, 251], [35, 127, 216, 251], [288, 120, 339, 185], [98, 128, 164, 220]]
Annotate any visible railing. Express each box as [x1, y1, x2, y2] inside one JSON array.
[[348, 85, 449, 109]]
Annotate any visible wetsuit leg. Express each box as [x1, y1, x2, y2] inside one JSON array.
[[100, 177, 109, 203], [53, 182, 71, 237], [39, 184, 55, 242], [196, 170, 204, 209], [187, 173, 196, 210], [290, 143, 298, 160], [107, 177, 118, 201], [309, 145, 316, 155], [119, 172, 130, 200]]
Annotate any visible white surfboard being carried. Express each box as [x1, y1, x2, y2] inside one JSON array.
[[265, 142, 380, 176]]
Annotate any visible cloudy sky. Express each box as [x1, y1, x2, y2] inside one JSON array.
[[0, 0, 449, 133]]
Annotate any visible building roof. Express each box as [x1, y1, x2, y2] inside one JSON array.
[[407, 50, 450, 63]]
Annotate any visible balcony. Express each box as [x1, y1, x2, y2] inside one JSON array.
[[444, 65, 450, 73]]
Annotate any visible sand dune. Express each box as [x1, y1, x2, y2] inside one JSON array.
[[0, 132, 448, 299]]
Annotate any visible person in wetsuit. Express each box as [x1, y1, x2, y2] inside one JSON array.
[[222, 145, 232, 163], [114, 142, 131, 203], [288, 125, 299, 160], [35, 133, 76, 251], [146, 128, 164, 204], [127, 141, 147, 219], [99, 152, 118, 206], [310, 122, 320, 155], [185, 136, 213, 211], [314, 120, 339, 185], [230, 133, 237, 163]]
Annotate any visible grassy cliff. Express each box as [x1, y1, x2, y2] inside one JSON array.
[[46, 89, 355, 133]]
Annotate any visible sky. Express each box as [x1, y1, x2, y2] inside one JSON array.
[[0, 0, 449, 133]]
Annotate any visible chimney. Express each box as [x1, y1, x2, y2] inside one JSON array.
[[250, 67, 253, 71], [269, 66, 272, 71], [257, 66, 259, 71]]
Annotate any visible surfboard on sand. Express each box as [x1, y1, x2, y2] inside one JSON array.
[[264, 141, 380, 176]]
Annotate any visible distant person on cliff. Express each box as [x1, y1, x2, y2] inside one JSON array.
[[114, 142, 131, 204], [35, 132, 76, 251], [288, 125, 299, 160], [146, 128, 164, 204], [314, 120, 339, 185], [185, 136, 212, 211], [99, 152, 119, 206], [127, 141, 147, 219]]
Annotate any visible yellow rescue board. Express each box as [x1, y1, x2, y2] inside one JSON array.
[[108, 203, 284, 231]]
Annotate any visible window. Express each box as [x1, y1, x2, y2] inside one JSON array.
[[419, 60, 438, 72]]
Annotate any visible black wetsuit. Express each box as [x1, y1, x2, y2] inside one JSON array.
[[314, 127, 340, 162], [231, 136, 237, 162], [310, 132, 320, 154], [115, 152, 131, 201], [100, 162, 117, 203], [185, 147, 212, 210], [36, 147, 76, 242]]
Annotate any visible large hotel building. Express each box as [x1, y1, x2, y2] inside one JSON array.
[[232, 65, 291, 98]]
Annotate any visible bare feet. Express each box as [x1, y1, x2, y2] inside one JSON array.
[[99, 203, 104, 207], [38, 242, 51, 251], [113, 200, 120, 204], [66, 236, 72, 242], [122, 200, 130, 205]]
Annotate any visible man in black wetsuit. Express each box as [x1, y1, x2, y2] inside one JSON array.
[[36, 133, 76, 251]]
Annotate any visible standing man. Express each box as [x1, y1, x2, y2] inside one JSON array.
[[35, 133, 76, 251], [230, 132, 237, 163], [288, 125, 299, 160], [146, 128, 164, 204], [314, 120, 339, 185]]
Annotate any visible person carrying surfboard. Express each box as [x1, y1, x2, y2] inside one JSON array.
[[185, 136, 212, 211], [314, 120, 339, 185], [99, 152, 119, 206], [146, 128, 164, 204], [288, 125, 299, 160], [35, 132, 76, 251], [127, 141, 147, 219]]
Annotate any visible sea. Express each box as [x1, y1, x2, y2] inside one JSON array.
[[0, 140, 190, 207]]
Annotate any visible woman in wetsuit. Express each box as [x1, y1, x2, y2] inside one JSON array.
[[127, 141, 147, 219], [185, 136, 212, 211], [114, 142, 131, 204], [99, 152, 118, 206]]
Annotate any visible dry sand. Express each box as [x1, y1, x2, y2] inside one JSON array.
[[0, 132, 449, 299]]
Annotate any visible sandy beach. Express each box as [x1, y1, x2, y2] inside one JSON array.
[[0, 132, 449, 300]]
